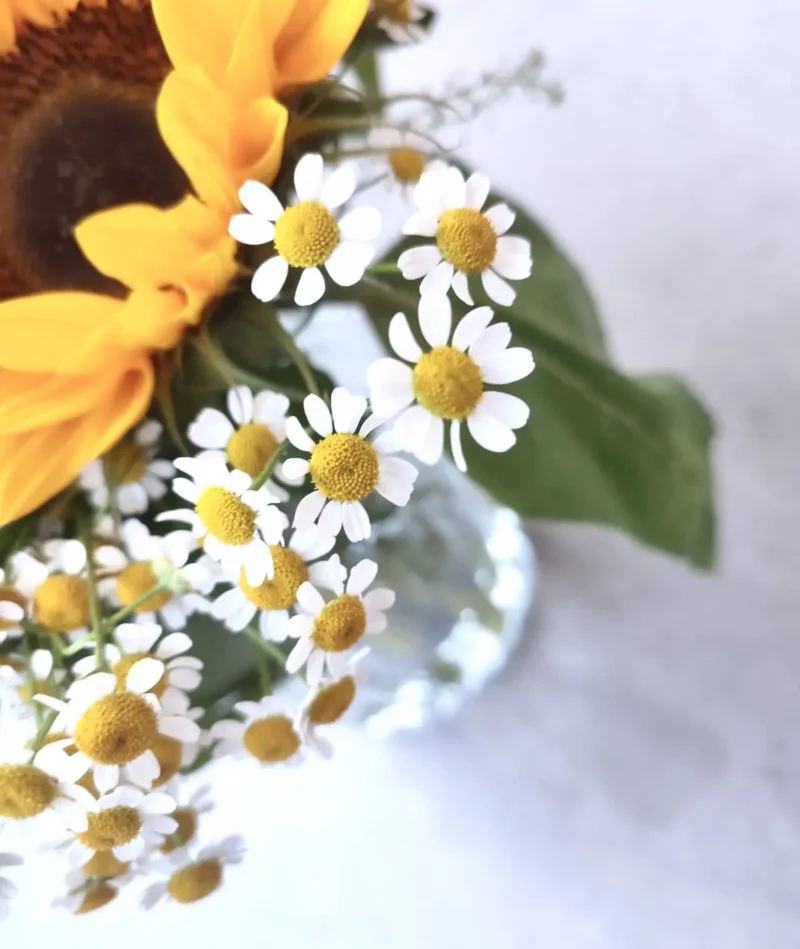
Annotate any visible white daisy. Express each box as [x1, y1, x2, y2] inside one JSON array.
[[51, 868, 127, 915], [210, 696, 304, 766], [367, 296, 534, 470], [283, 387, 418, 542], [0, 648, 65, 721], [0, 852, 21, 922], [71, 623, 203, 712], [376, 0, 426, 43], [286, 556, 394, 686], [94, 519, 213, 630], [210, 526, 338, 642], [157, 456, 288, 587], [34, 661, 201, 793], [398, 164, 533, 306], [79, 420, 175, 516], [157, 784, 214, 857], [188, 385, 295, 498], [14, 540, 92, 637], [297, 647, 369, 757], [0, 563, 26, 645], [141, 836, 245, 908], [229, 153, 382, 306], [367, 128, 439, 188], [0, 753, 94, 828]]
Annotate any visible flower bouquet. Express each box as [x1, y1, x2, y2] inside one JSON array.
[[0, 0, 715, 920]]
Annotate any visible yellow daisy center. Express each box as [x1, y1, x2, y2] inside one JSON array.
[[239, 546, 308, 611], [34, 574, 90, 633], [310, 433, 379, 503], [389, 147, 425, 184], [312, 595, 367, 653], [74, 691, 158, 765], [274, 201, 340, 269], [307, 676, 357, 725], [0, 763, 56, 819], [195, 486, 256, 546], [75, 882, 118, 915], [116, 562, 172, 612], [413, 346, 484, 420], [150, 734, 183, 788], [226, 423, 280, 478], [383, 0, 412, 23], [104, 438, 149, 484], [0, 585, 25, 631], [82, 851, 129, 879], [78, 806, 142, 851], [167, 859, 223, 904], [161, 807, 197, 855], [436, 208, 497, 274], [112, 653, 168, 698], [242, 715, 301, 763]]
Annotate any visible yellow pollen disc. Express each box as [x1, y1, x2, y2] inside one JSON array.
[[167, 859, 223, 904], [239, 546, 308, 611], [150, 734, 183, 788], [104, 438, 149, 484], [382, 0, 411, 22], [389, 147, 425, 184], [74, 691, 157, 766], [0, 585, 25, 631], [242, 715, 301, 763], [76, 882, 118, 915], [116, 562, 172, 612], [274, 201, 340, 269], [112, 653, 167, 698], [312, 595, 367, 653], [226, 423, 280, 478], [82, 851, 129, 879], [34, 574, 90, 633], [160, 807, 197, 855], [436, 207, 498, 275], [78, 806, 142, 851], [0, 764, 56, 819], [413, 345, 484, 420], [307, 676, 357, 725], [310, 433, 379, 503], [195, 486, 256, 547]]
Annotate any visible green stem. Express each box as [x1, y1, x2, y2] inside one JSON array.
[[243, 625, 288, 668], [49, 633, 66, 671], [28, 711, 57, 762], [367, 262, 400, 275], [22, 633, 42, 730], [83, 532, 107, 672], [271, 319, 320, 397], [250, 441, 293, 492], [62, 637, 94, 656], [103, 584, 169, 631]]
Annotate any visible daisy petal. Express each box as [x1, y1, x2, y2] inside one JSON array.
[[465, 172, 491, 210], [285, 416, 316, 452], [402, 212, 438, 237], [393, 404, 432, 453], [413, 168, 448, 215], [479, 391, 530, 430], [160, 716, 201, 743], [239, 180, 284, 220], [157, 632, 192, 660], [398, 244, 441, 280], [480, 348, 535, 385], [294, 153, 324, 201], [338, 206, 382, 241], [493, 236, 532, 280], [331, 387, 367, 434], [388, 311, 423, 362], [452, 307, 495, 352], [114, 839, 146, 862], [485, 203, 515, 236], [481, 268, 515, 307], [140, 792, 176, 815], [126, 658, 166, 694], [294, 490, 326, 529], [469, 322, 512, 362], [282, 458, 311, 481], [295, 267, 326, 306], [296, 581, 326, 615], [94, 765, 120, 794], [252, 255, 289, 302], [229, 213, 275, 245], [0, 601, 22, 623], [441, 167, 467, 209], [227, 386, 255, 426], [420, 260, 454, 297], [286, 637, 313, 674], [451, 271, 474, 306], [362, 588, 396, 612], [418, 414, 445, 465], [341, 502, 371, 542], [346, 559, 378, 595], [318, 499, 343, 537], [325, 242, 374, 287], [467, 409, 517, 452], [450, 420, 467, 471], [304, 394, 333, 437], [126, 752, 159, 788], [307, 649, 325, 686], [366, 358, 414, 418], [320, 164, 356, 209], [418, 294, 451, 348]]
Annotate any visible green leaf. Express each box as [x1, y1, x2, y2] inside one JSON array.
[[352, 48, 381, 99]]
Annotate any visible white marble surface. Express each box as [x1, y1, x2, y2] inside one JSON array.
[[6, 0, 800, 944]]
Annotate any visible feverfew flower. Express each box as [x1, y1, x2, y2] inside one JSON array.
[[51, 868, 129, 916], [211, 527, 337, 642], [158, 784, 214, 856], [230, 153, 382, 306], [0, 758, 93, 827], [286, 557, 394, 686], [367, 127, 435, 188], [18, 541, 92, 637], [158, 456, 288, 587], [0, 563, 26, 644], [0, 648, 64, 721], [367, 297, 534, 469], [375, 0, 426, 43], [0, 852, 21, 922], [283, 387, 418, 542], [297, 648, 369, 757], [141, 836, 245, 908], [210, 697, 303, 766], [80, 420, 175, 516], [398, 164, 532, 306]]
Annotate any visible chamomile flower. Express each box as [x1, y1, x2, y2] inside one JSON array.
[[367, 128, 436, 188], [188, 386, 293, 497], [16, 541, 91, 636], [398, 164, 533, 306], [79, 420, 175, 516], [158, 456, 288, 587], [297, 648, 370, 757], [35, 662, 201, 793], [71, 624, 203, 712], [0, 852, 21, 922], [210, 527, 337, 641], [61, 786, 177, 865], [0, 757, 93, 827], [141, 836, 245, 908], [286, 557, 394, 686], [376, 0, 426, 44], [367, 297, 534, 469], [0, 649, 64, 720], [51, 869, 124, 916], [95, 519, 213, 630], [210, 697, 303, 766], [158, 785, 213, 856], [283, 387, 418, 542], [0, 564, 26, 645], [229, 153, 382, 306]]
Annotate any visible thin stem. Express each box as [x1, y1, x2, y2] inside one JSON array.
[[62, 637, 94, 656], [243, 625, 288, 668], [28, 711, 57, 762], [83, 532, 106, 672], [367, 261, 399, 275], [103, 584, 168, 631], [271, 319, 320, 397], [49, 633, 66, 671], [22, 633, 42, 730]]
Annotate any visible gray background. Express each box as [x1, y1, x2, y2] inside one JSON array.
[[7, 0, 800, 944]]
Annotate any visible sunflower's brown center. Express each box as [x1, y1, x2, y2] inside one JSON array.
[[0, 0, 187, 300]]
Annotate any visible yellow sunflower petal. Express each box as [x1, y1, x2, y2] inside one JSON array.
[[111, 286, 198, 351], [151, 0, 252, 81], [0, 357, 154, 527], [229, 96, 288, 186]]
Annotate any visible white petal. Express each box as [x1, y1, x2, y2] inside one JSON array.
[[306, 649, 325, 686], [366, 358, 415, 418], [325, 242, 374, 287], [485, 203, 515, 236], [252, 255, 289, 302], [318, 499, 343, 537], [140, 792, 176, 815], [30, 649, 53, 679], [296, 581, 326, 615], [116, 623, 155, 655], [450, 420, 467, 471], [420, 260, 454, 297], [157, 632, 192, 660], [294, 490, 326, 529], [286, 637, 313, 674], [441, 166, 467, 209], [239, 180, 284, 219], [346, 559, 378, 595], [325, 553, 346, 595], [362, 588, 396, 612], [169, 667, 201, 690], [480, 348, 535, 385], [465, 172, 491, 210], [493, 236, 532, 281], [286, 614, 314, 640], [398, 244, 441, 280], [144, 815, 178, 835], [244, 543, 273, 587], [417, 414, 445, 465], [479, 391, 530, 429], [66, 841, 94, 867], [413, 168, 448, 215], [148, 459, 175, 479], [0, 601, 22, 623], [304, 394, 333, 437], [402, 212, 438, 237], [375, 457, 417, 506], [160, 716, 200, 743], [295, 266, 326, 306], [142, 475, 167, 500], [57, 539, 87, 575], [418, 294, 451, 348], [261, 610, 290, 642], [320, 164, 356, 209], [136, 419, 161, 443], [117, 482, 149, 514], [211, 719, 245, 740], [393, 404, 432, 453], [285, 416, 316, 453], [227, 385, 255, 425], [331, 387, 367, 434], [253, 391, 289, 425], [228, 213, 275, 245], [366, 612, 388, 634], [114, 838, 146, 862], [388, 311, 422, 362], [127, 751, 160, 787], [341, 502, 371, 542], [467, 409, 517, 452], [481, 268, 515, 306], [94, 764, 120, 793], [171, 477, 200, 504], [126, 657, 165, 694], [452, 307, 495, 352], [69, 672, 116, 703], [294, 153, 324, 201], [469, 322, 512, 362], [338, 206, 382, 241], [282, 458, 311, 481], [451, 271, 474, 306]]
